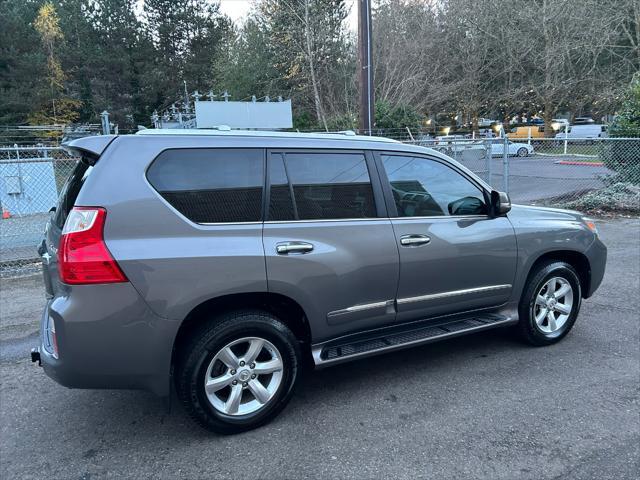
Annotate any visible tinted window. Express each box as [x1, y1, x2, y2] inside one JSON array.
[[381, 155, 487, 217], [147, 149, 264, 223], [268, 154, 296, 221], [54, 161, 92, 229], [268, 152, 376, 220]]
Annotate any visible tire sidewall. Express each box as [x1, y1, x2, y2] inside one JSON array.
[[520, 262, 582, 344], [518, 147, 528, 157], [179, 314, 300, 433]]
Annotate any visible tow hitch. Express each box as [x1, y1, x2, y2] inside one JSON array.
[[31, 347, 41, 366]]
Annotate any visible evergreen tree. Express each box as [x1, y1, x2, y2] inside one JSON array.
[[30, 1, 80, 125], [0, 0, 48, 124]]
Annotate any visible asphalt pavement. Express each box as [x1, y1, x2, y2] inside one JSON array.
[[0, 218, 638, 479]]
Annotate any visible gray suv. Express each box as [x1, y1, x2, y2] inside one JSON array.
[[33, 130, 607, 434]]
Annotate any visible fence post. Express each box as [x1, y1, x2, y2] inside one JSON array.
[[502, 135, 509, 193], [405, 127, 414, 142], [485, 139, 492, 186], [563, 124, 568, 155], [100, 111, 111, 135]]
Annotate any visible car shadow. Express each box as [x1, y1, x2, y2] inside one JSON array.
[[51, 327, 526, 441]]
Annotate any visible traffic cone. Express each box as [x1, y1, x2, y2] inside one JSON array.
[[2, 210, 10, 219]]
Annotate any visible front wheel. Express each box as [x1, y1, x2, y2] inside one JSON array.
[[517, 147, 529, 157], [517, 261, 582, 346], [175, 310, 301, 434]]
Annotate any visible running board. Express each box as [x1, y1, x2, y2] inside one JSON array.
[[312, 313, 514, 367]]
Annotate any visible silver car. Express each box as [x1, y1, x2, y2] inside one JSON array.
[[33, 130, 607, 434]]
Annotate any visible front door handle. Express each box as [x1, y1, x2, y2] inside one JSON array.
[[400, 234, 431, 247], [276, 241, 314, 254]]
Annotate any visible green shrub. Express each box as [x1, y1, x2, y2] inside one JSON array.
[[562, 182, 640, 214], [601, 74, 640, 184]]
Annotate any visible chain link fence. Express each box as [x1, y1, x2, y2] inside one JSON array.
[[1, 145, 79, 277], [404, 137, 640, 212], [1, 137, 638, 277]]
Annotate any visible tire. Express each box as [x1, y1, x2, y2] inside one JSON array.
[[517, 147, 529, 157], [517, 261, 582, 346], [175, 309, 301, 434]]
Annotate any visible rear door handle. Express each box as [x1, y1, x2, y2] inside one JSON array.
[[276, 241, 314, 254], [400, 234, 431, 246]]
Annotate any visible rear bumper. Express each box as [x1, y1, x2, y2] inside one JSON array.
[[38, 282, 179, 396], [584, 237, 607, 298]]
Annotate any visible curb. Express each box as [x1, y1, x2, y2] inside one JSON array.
[[555, 161, 604, 166]]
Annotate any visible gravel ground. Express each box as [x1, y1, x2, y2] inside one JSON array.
[[0, 218, 638, 480]]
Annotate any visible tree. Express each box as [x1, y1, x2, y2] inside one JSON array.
[[602, 74, 640, 183], [256, 0, 352, 129], [0, 0, 47, 124], [143, 0, 232, 103], [372, 0, 448, 113], [374, 99, 422, 136], [30, 1, 80, 125]]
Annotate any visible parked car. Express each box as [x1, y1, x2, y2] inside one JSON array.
[[491, 140, 535, 157], [433, 135, 485, 155], [432, 135, 481, 155], [32, 130, 606, 434], [555, 124, 607, 140], [507, 125, 546, 140], [573, 117, 595, 125], [552, 118, 570, 129], [478, 117, 496, 127]]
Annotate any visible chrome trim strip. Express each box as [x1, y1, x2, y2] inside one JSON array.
[[397, 284, 512, 305], [199, 221, 263, 226], [327, 300, 392, 317], [312, 316, 514, 367], [390, 215, 489, 220]]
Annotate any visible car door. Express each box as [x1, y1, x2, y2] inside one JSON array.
[[263, 150, 400, 343], [374, 152, 517, 323]]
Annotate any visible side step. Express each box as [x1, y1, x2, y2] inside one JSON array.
[[313, 313, 514, 367]]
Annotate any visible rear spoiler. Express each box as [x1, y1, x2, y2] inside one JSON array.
[[62, 135, 117, 165]]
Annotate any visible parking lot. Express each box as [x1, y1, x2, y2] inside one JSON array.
[[0, 218, 638, 479]]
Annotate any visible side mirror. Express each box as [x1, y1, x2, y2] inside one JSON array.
[[490, 190, 511, 216]]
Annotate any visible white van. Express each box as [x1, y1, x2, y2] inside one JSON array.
[[555, 124, 607, 140]]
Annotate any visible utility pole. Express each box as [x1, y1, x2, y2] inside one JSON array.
[[358, 0, 374, 136]]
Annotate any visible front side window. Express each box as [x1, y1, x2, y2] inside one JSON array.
[[381, 155, 487, 217], [268, 151, 376, 221], [147, 148, 264, 223]]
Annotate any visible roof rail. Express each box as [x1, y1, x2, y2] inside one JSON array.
[[135, 128, 398, 143]]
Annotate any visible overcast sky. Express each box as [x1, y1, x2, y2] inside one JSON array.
[[218, 0, 358, 30]]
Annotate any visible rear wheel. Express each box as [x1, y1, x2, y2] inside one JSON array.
[[175, 310, 301, 434], [517, 261, 582, 346]]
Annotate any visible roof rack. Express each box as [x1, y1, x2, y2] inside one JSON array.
[[135, 128, 398, 143]]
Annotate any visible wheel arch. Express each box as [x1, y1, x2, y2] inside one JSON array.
[[171, 292, 312, 370], [526, 250, 591, 298]]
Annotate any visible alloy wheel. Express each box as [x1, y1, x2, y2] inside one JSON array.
[[204, 337, 284, 416], [533, 277, 574, 334]]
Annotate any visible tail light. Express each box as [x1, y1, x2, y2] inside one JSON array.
[[59, 207, 127, 285]]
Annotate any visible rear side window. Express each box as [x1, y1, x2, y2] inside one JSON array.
[[268, 151, 376, 221], [147, 149, 264, 223], [54, 161, 92, 229]]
